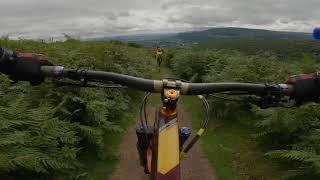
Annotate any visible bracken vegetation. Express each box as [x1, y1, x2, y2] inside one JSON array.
[[0, 38, 156, 180], [166, 46, 320, 179]]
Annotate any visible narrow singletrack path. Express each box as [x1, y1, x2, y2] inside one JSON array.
[[110, 67, 217, 180], [110, 107, 154, 180]]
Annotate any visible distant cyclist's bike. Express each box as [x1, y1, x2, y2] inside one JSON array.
[[41, 66, 305, 180]]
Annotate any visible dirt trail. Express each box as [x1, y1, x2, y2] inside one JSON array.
[[109, 107, 155, 180], [110, 67, 217, 180]]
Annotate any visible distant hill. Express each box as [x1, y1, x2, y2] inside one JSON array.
[[176, 27, 312, 43], [92, 33, 180, 48], [90, 28, 319, 61], [100, 27, 313, 47]]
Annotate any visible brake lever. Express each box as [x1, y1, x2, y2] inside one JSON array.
[[244, 95, 295, 109]]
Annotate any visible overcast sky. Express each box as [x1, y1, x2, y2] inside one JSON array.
[[0, 0, 319, 39]]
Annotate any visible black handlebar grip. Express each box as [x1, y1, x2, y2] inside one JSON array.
[[287, 74, 320, 102]]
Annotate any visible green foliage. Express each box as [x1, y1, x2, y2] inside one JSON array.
[[300, 53, 318, 73], [168, 47, 320, 179], [199, 39, 320, 62], [169, 49, 229, 82], [0, 39, 156, 179], [254, 103, 320, 179], [127, 42, 143, 48], [266, 150, 320, 179]]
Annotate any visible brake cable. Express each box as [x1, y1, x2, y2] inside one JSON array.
[[181, 95, 210, 159], [140, 92, 151, 139]]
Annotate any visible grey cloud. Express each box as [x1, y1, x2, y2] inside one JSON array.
[[161, 0, 189, 10], [167, 5, 237, 26], [118, 12, 131, 17], [0, 0, 319, 39], [104, 12, 118, 21], [163, 0, 320, 32]]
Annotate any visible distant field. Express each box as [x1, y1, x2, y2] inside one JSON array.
[[198, 39, 320, 61]]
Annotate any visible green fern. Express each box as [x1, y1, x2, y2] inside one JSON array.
[[266, 150, 319, 162]]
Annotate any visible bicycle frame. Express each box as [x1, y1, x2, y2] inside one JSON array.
[[148, 88, 181, 180]]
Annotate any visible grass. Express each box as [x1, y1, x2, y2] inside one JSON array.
[[181, 96, 284, 180]]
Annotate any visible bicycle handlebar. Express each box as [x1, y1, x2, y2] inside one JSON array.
[[187, 83, 292, 95], [41, 66, 294, 96]]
